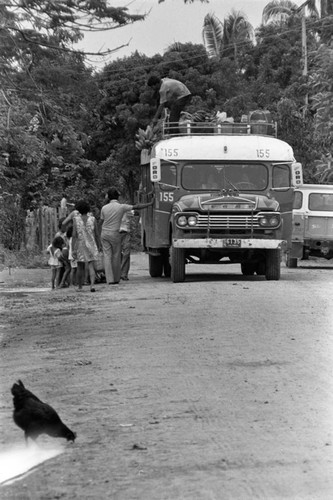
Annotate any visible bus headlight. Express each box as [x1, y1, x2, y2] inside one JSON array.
[[187, 216, 197, 226], [258, 213, 281, 228], [269, 216, 280, 227], [177, 216, 187, 226], [259, 217, 269, 226], [176, 213, 199, 228]]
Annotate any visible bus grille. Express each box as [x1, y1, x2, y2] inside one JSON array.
[[196, 214, 259, 229]]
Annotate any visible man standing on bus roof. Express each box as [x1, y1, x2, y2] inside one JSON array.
[[148, 75, 191, 132]]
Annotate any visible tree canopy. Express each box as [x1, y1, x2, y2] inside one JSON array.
[[0, 0, 333, 249], [0, 0, 146, 62]]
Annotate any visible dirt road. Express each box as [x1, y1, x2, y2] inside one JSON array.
[[1, 254, 333, 499]]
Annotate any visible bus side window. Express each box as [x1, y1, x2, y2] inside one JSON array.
[[273, 165, 290, 188], [161, 163, 177, 189]]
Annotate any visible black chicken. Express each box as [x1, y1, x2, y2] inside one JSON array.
[[11, 380, 76, 442]]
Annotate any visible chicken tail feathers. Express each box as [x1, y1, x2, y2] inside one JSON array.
[[11, 379, 41, 409], [11, 379, 24, 394]]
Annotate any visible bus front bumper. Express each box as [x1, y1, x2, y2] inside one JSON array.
[[173, 238, 286, 249]]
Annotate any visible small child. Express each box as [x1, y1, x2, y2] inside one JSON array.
[[58, 242, 71, 288], [66, 225, 77, 286], [54, 217, 71, 286], [47, 236, 65, 289]]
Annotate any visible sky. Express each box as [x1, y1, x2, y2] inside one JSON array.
[[80, 0, 307, 67]]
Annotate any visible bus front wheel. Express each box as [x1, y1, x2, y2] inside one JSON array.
[[265, 249, 281, 280], [241, 262, 256, 276], [162, 249, 171, 278], [171, 247, 185, 283], [149, 254, 163, 277]]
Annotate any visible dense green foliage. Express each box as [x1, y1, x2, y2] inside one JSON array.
[[0, 1, 332, 249]]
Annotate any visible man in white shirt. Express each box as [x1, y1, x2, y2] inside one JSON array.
[[100, 188, 152, 284]]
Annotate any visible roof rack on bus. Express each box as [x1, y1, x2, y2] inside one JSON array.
[[162, 120, 277, 138]]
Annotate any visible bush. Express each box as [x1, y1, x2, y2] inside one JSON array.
[[0, 245, 48, 271], [0, 195, 26, 251]]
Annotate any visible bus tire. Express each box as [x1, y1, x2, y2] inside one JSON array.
[[286, 257, 297, 268], [256, 260, 266, 275], [149, 254, 163, 277], [241, 262, 256, 276], [265, 249, 281, 280], [162, 249, 171, 278], [171, 247, 185, 282]]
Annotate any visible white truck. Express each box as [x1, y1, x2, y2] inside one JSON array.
[[288, 184, 333, 267]]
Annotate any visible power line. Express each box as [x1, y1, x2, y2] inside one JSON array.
[[89, 18, 333, 80], [0, 18, 332, 91]]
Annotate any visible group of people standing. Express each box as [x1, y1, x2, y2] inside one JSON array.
[[47, 188, 152, 291], [46, 74, 191, 290]]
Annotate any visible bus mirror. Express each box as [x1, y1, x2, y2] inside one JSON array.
[[291, 162, 303, 187], [150, 158, 161, 182]]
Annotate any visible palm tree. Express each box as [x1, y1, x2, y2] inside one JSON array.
[[223, 9, 254, 64], [262, 0, 319, 73], [320, 0, 333, 16], [262, 0, 319, 113], [202, 10, 253, 65], [262, 0, 318, 24], [202, 13, 224, 59]]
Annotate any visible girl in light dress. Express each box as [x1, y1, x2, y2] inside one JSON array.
[[46, 236, 66, 289], [71, 200, 101, 292], [66, 225, 77, 287]]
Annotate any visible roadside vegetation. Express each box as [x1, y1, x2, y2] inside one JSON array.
[[0, 0, 332, 261]]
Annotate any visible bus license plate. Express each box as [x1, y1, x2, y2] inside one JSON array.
[[224, 238, 241, 247]]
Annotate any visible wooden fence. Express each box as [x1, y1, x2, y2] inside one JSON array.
[[25, 206, 65, 251]]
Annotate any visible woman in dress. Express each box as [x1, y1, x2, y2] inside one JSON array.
[[71, 200, 101, 292]]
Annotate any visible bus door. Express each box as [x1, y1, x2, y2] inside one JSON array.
[[153, 161, 178, 246], [270, 163, 295, 241], [138, 163, 154, 245]]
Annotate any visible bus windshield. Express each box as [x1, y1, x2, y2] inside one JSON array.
[[181, 163, 268, 191]]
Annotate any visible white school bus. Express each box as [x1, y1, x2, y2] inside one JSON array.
[[137, 120, 303, 282]]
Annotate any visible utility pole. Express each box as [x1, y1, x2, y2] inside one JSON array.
[[295, 1, 314, 116], [301, 16, 308, 77], [301, 15, 308, 115]]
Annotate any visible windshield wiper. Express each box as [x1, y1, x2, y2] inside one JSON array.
[[221, 170, 239, 193]]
